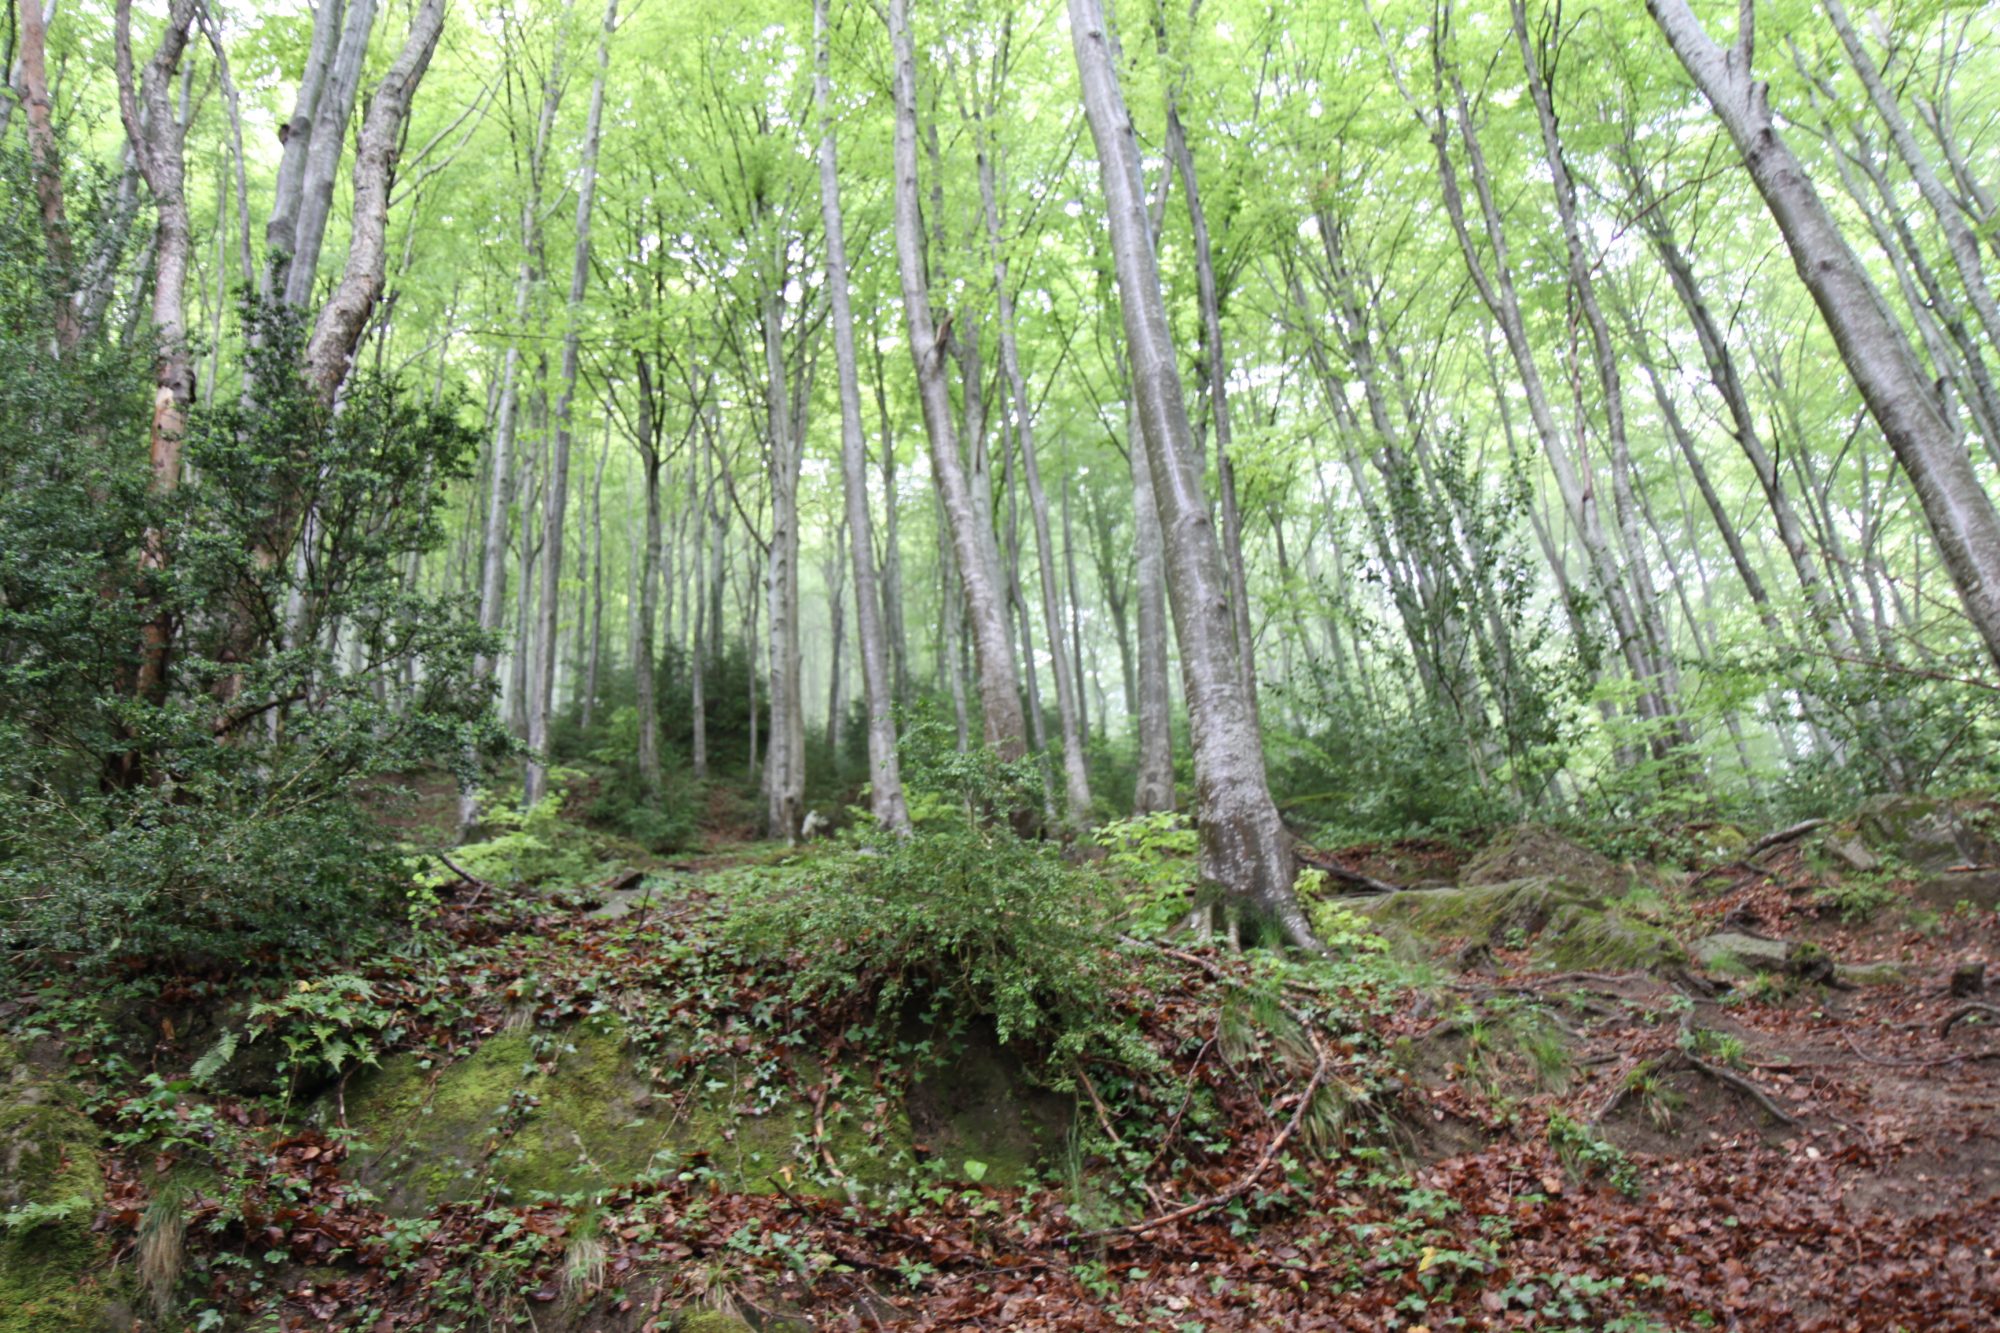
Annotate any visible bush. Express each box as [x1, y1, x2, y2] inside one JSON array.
[[732, 820, 1141, 1071]]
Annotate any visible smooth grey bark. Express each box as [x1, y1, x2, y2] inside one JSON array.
[[759, 231, 805, 842], [1509, 0, 1689, 758], [1126, 391, 1176, 815], [1162, 96, 1259, 725], [302, 0, 447, 404], [582, 424, 608, 732], [1648, 0, 2000, 672], [631, 354, 665, 797], [815, 0, 910, 834], [1826, 0, 2000, 360], [261, 0, 345, 305], [974, 118, 1094, 826], [869, 342, 910, 701], [1070, 0, 1315, 950], [524, 0, 614, 810], [888, 0, 1028, 763], [1416, 23, 1674, 755]]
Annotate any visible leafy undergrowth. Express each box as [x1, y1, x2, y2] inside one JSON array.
[[5, 817, 2000, 1331]]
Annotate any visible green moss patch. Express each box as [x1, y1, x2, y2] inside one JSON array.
[[1358, 877, 1684, 972], [0, 1040, 124, 1333]]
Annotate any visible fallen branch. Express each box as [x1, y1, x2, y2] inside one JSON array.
[[1936, 1003, 2000, 1038], [1301, 857, 1406, 896], [1744, 819, 1827, 861], [433, 850, 495, 906]]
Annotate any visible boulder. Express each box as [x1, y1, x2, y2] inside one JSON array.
[[1854, 795, 2000, 872], [330, 1019, 1063, 1216], [1690, 932, 1835, 983], [1358, 877, 1684, 972], [1462, 826, 1639, 899]]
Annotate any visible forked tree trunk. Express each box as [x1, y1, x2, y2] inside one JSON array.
[[815, 0, 910, 834], [1647, 0, 2000, 672], [1069, 0, 1316, 950], [887, 0, 1029, 764]]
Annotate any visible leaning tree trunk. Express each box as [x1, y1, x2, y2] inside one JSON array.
[[815, 0, 911, 834], [524, 0, 613, 810], [1069, 0, 1316, 950], [1647, 0, 2000, 673], [887, 0, 1029, 763]]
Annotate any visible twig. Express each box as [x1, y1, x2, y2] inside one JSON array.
[[1076, 1066, 1167, 1211], [1936, 1002, 2000, 1037]]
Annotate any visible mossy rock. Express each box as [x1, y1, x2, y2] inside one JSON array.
[[1358, 878, 1684, 972], [331, 1020, 935, 1213], [1854, 795, 2000, 873], [1461, 826, 1640, 899], [0, 1040, 127, 1333]]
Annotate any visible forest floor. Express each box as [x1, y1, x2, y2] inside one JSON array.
[[5, 789, 2000, 1331]]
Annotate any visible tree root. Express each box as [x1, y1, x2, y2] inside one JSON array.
[[1936, 1003, 2000, 1037]]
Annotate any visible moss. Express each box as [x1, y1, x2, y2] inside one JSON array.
[[674, 1311, 758, 1332], [0, 1041, 125, 1333], [1358, 878, 1684, 972], [1462, 827, 1638, 897], [335, 1022, 927, 1213]]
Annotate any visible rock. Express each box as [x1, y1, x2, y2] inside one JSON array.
[[1823, 835, 1881, 874], [1912, 870, 2000, 913], [1854, 795, 1999, 872], [331, 1019, 1060, 1216], [1358, 877, 1685, 972], [1691, 932, 1835, 983], [1461, 826, 1639, 899], [799, 810, 829, 839], [0, 1040, 129, 1333], [1837, 962, 1906, 988]]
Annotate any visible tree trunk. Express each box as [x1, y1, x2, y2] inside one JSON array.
[[115, 0, 199, 718], [19, 0, 78, 353], [759, 233, 805, 842], [1070, 0, 1315, 949], [816, 0, 911, 833], [887, 0, 1028, 764], [524, 0, 614, 809], [975, 123, 1094, 826], [1648, 0, 2000, 672]]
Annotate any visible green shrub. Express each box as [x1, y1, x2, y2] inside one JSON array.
[[731, 823, 1142, 1070]]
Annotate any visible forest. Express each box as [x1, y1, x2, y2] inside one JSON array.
[[2, 0, 1999, 1327]]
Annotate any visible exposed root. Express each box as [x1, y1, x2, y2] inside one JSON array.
[[1936, 1003, 2000, 1037]]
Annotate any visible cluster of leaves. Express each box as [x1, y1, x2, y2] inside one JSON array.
[[0, 217, 500, 968]]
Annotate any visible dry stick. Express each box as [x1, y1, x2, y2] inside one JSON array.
[[1067, 1025, 1329, 1243], [1076, 1067, 1167, 1211], [1305, 858, 1407, 896], [1936, 1003, 2000, 1037]]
